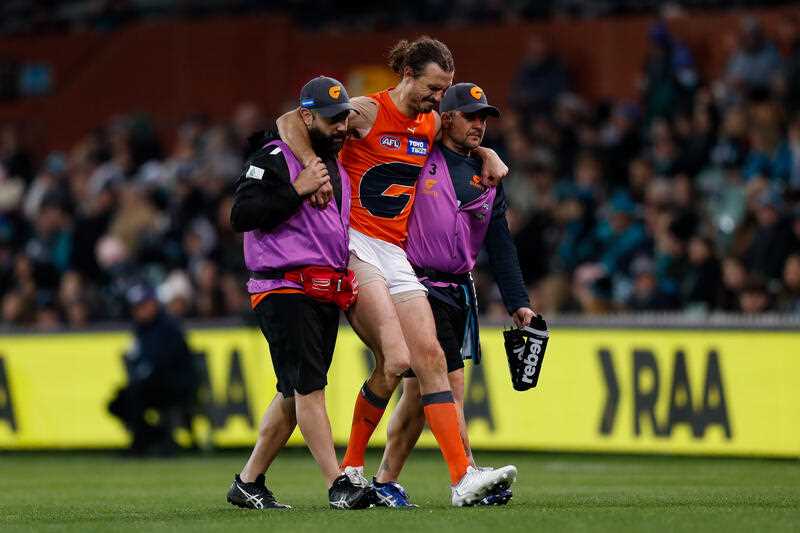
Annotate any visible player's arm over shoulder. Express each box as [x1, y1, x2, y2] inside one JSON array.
[[348, 96, 378, 138], [230, 147, 301, 233]]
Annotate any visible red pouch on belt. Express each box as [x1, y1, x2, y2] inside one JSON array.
[[284, 266, 359, 311]]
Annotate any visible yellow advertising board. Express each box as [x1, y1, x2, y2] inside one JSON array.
[[0, 326, 798, 456]]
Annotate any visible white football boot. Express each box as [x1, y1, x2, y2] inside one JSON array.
[[451, 465, 517, 507]]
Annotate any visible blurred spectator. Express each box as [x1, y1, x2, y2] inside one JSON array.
[[4, 13, 800, 324], [678, 89, 717, 176], [744, 188, 797, 281], [158, 270, 193, 318], [724, 17, 783, 100], [595, 192, 648, 278], [627, 255, 679, 310], [555, 188, 598, 274], [627, 157, 654, 203], [220, 271, 248, 317], [777, 254, 800, 312], [738, 276, 772, 313], [24, 193, 73, 280], [720, 256, 748, 311], [232, 102, 266, 157], [785, 17, 800, 113], [57, 271, 92, 328], [510, 159, 560, 285], [107, 284, 198, 456], [574, 272, 615, 315], [642, 21, 697, 123], [600, 103, 642, 184], [194, 259, 224, 319], [786, 114, 800, 193], [682, 236, 722, 311], [742, 105, 791, 183], [510, 35, 569, 121], [652, 215, 691, 306], [0, 125, 34, 184], [647, 118, 681, 176]]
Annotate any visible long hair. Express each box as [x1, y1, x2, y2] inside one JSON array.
[[387, 36, 454, 77]]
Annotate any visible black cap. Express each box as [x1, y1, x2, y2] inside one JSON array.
[[299, 76, 353, 118], [126, 283, 157, 307], [440, 83, 500, 117]]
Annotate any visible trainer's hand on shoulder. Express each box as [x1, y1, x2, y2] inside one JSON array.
[[294, 157, 330, 197], [512, 307, 536, 328], [480, 148, 508, 187], [309, 181, 333, 209]]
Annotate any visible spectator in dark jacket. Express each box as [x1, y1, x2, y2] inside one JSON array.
[[725, 17, 783, 97], [108, 283, 197, 455], [777, 253, 800, 312], [745, 189, 797, 281], [642, 21, 697, 123], [510, 35, 569, 120], [627, 255, 680, 311], [682, 236, 723, 310]]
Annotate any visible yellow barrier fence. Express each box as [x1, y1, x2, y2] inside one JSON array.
[[0, 327, 798, 456]]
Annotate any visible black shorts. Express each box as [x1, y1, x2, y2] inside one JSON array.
[[405, 287, 467, 378], [255, 293, 339, 396]]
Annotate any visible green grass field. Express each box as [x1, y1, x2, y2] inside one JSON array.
[[1, 449, 798, 532]]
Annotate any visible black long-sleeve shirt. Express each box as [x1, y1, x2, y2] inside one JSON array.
[[439, 144, 531, 314], [230, 130, 342, 233]]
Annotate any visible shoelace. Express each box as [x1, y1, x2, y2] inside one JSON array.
[[391, 482, 409, 499], [344, 469, 368, 488], [455, 467, 491, 494], [376, 481, 410, 503]]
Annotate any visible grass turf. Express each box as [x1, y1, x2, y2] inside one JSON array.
[[0, 449, 798, 532]]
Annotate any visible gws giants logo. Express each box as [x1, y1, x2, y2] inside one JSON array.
[[470, 86, 484, 100], [379, 135, 401, 150], [328, 85, 342, 99]]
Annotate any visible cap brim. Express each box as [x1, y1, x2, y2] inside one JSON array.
[[454, 102, 501, 118], [315, 103, 354, 118]]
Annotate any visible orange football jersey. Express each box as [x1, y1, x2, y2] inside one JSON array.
[[340, 90, 438, 246]]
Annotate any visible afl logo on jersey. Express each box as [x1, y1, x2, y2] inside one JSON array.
[[379, 135, 402, 150]]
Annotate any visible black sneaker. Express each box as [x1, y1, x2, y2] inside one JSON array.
[[227, 474, 291, 509], [328, 473, 374, 509]]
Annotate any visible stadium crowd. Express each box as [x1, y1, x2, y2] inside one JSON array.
[[2, 16, 800, 329], [0, 1, 788, 37]]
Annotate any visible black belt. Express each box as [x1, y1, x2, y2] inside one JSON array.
[[412, 266, 469, 285], [250, 268, 345, 280], [250, 269, 290, 280]]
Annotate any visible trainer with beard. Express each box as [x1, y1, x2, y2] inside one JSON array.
[[226, 76, 372, 510]]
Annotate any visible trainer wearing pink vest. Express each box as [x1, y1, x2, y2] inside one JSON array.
[[373, 83, 536, 505], [227, 76, 373, 510]]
